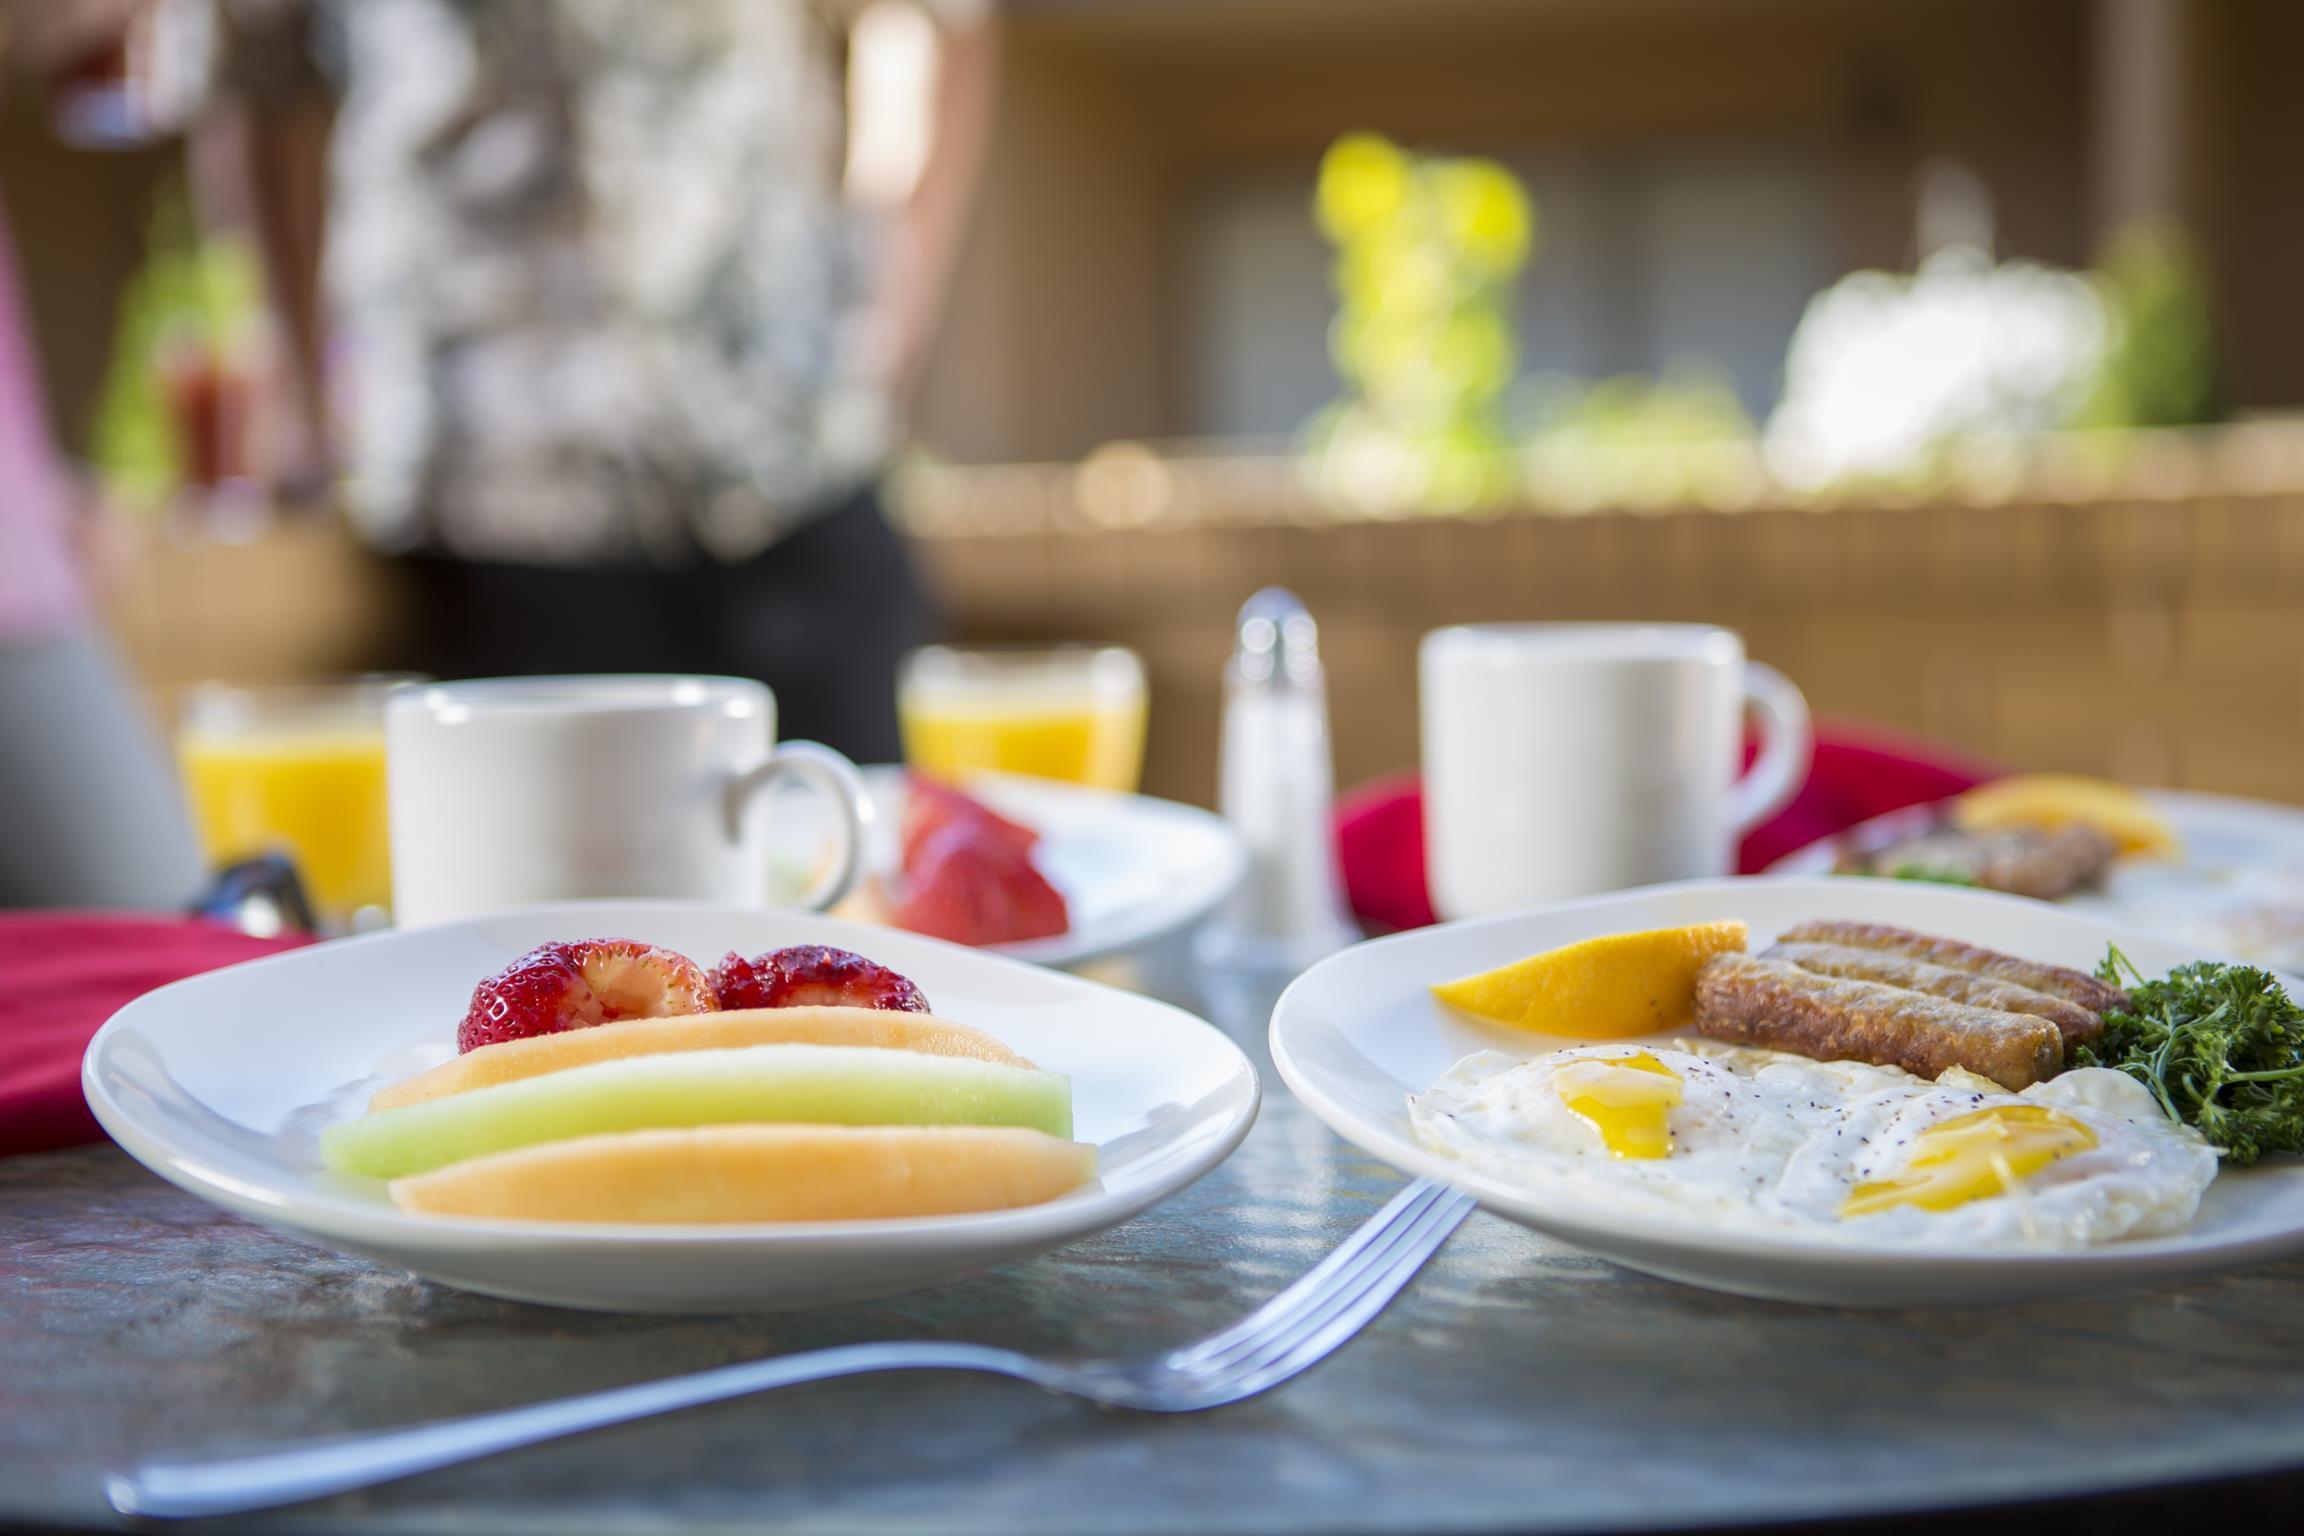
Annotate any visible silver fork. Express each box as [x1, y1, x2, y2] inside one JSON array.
[[108, 1179, 1478, 1521]]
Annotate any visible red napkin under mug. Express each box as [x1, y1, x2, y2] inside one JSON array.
[[1336, 718, 2000, 932]]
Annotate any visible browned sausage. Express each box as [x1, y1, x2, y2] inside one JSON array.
[[1773, 921, 2128, 1015], [1694, 953, 2064, 1091], [1841, 823, 2117, 900], [1761, 941, 2103, 1046]]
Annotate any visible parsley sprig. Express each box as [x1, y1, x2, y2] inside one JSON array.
[[2072, 946, 2304, 1165], [1887, 864, 1979, 887]]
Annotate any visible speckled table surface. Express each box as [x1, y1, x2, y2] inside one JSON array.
[[8, 940, 2304, 1535]]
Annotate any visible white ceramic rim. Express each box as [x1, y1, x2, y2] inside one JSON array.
[[1420, 622, 1744, 666], [388, 674, 772, 723]]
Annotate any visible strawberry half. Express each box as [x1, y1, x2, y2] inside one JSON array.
[[902, 776, 1039, 867], [709, 945, 930, 1013], [459, 939, 717, 1053], [893, 823, 1070, 947]]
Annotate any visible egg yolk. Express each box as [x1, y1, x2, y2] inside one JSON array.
[[1841, 1104, 2098, 1219], [1554, 1052, 1683, 1160]]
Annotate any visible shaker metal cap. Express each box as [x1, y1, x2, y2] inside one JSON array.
[[1231, 586, 1322, 687]]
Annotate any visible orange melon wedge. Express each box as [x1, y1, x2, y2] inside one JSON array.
[[371, 1008, 1034, 1111], [389, 1124, 1097, 1222], [1433, 921, 1749, 1038]]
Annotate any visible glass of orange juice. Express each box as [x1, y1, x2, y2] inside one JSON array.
[[177, 677, 413, 930], [898, 646, 1148, 792]]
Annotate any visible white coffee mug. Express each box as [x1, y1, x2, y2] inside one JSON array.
[[1420, 624, 1811, 919], [386, 675, 869, 928]]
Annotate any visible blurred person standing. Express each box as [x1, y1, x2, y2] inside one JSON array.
[[0, 4, 206, 908], [214, 0, 992, 760]]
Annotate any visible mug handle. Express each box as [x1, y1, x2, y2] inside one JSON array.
[[726, 741, 872, 913], [1726, 661, 1813, 836]]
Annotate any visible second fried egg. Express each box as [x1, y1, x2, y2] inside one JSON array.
[[1409, 1043, 2216, 1249]]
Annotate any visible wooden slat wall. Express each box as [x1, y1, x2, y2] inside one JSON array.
[[98, 429, 2304, 813], [102, 517, 411, 722], [900, 431, 2304, 809]]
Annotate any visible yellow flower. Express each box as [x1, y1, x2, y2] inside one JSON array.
[[1316, 133, 1410, 240], [1432, 312, 1514, 397], [1427, 158, 1534, 273]]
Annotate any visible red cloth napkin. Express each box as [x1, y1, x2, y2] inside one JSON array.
[[0, 913, 308, 1157], [1334, 718, 2002, 932]]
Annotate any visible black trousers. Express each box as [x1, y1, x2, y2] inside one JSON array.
[[399, 487, 935, 763]]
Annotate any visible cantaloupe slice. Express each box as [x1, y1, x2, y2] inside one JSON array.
[[370, 1008, 1034, 1111], [322, 1044, 1072, 1179], [389, 1124, 1097, 1222]]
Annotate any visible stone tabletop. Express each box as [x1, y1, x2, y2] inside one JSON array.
[[8, 940, 2304, 1535]]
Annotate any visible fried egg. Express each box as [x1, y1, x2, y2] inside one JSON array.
[[1409, 1044, 2217, 1249]]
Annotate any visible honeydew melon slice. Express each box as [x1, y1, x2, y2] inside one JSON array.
[[323, 1044, 1071, 1180], [389, 1124, 1097, 1222], [369, 1008, 1034, 1111]]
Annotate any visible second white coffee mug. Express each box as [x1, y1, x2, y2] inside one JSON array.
[[386, 675, 869, 928], [1420, 624, 1811, 920]]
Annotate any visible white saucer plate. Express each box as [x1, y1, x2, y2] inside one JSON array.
[[1270, 877, 2304, 1306], [774, 768, 1247, 969], [85, 901, 1259, 1313]]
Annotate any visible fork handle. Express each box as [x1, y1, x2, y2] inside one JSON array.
[[108, 1340, 1043, 1521]]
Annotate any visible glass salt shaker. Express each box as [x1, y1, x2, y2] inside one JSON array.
[[1194, 588, 1361, 977]]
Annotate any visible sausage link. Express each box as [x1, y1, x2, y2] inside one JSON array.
[[1695, 953, 2064, 1091], [1773, 921, 2129, 1015]]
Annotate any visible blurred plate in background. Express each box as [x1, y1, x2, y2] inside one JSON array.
[[1768, 788, 2304, 974], [772, 768, 1247, 970]]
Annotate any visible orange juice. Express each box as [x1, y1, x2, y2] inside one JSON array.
[[179, 722, 393, 922], [898, 647, 1147, 792], [900, 694, 1148, 792]]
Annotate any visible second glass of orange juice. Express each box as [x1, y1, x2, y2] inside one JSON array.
[[898, 646, 1147, 792], [178, 678, 408, 929]]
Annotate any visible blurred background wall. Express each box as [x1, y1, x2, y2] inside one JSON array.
[[7, 0, 2302, 809], [912, 0, 2304, 458]]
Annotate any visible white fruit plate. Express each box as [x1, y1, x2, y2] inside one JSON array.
[[84, 901, 1258, 1313], [1270, 877, 2304, 1307]]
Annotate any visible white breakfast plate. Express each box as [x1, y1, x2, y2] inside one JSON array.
[[84, 901, 1259, 1313], [1769, 789, 2304, 976], [770, 768, 1247, 969], [1270, 876, 2304, 1306]]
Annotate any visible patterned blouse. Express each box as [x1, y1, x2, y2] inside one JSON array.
[[233, 0, 893, 568]]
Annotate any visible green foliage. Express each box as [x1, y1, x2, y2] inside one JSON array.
[[1514, 363, 1756, 506], [1304, 133, 1534, 513], [1884, 864, 1979, 887], [2075, 946, 2304, 1165], [90, 179, 263, 510], [2080, 224, 2218, 429], [1516, 366, 1753, 450]]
